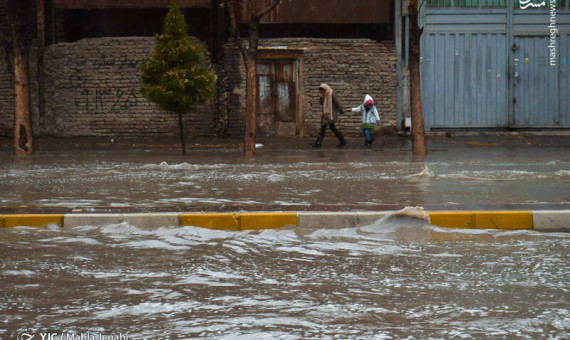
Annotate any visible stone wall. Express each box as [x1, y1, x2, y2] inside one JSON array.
[[1, 37, 397, 139], [0, 37, 215, 138], [218, 38, 398, 137]]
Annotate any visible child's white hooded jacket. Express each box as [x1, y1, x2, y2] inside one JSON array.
[[350, 94, 380, 126]]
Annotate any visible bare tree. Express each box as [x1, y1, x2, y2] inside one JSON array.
[[6, 0, 35, 155], [223, 0, 281, 156], [408, 0, 427, 157]]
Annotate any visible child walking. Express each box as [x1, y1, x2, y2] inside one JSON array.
[[345, 94, 380, 147]]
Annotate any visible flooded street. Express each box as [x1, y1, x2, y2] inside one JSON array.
[[1, 136, 569, 338], [1, 217, 569, 339], [1, 138, 570, 211]]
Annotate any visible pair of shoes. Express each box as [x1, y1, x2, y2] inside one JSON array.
[[310, 142, 321, 148], [364, 141, 371, 147], [337, 141, 347, 148]]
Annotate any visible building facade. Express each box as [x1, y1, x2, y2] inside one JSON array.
[[2, 0, 566, 140], [420, 0, 570, 130], [0, 0, 397, 139]]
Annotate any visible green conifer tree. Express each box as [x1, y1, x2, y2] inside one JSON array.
[[140, 2, 216, 155]]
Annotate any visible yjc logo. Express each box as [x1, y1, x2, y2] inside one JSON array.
[[17, 333, 35, 340], [39, 334, 59, 340], [18, 333, 63, 340]]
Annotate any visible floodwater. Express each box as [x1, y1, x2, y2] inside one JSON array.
[[1, 139, 569, 339], [1, 211, 568, 339], [1, 141, 570, 211]]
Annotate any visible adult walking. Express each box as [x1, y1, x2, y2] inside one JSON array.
[[311, 83, 347, 148]]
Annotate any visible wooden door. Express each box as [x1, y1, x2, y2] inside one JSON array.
[[256, 59, 297, 136]]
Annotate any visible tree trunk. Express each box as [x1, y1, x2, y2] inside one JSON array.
[[409, 0, 427, 158], [13, 40, 33, 155], [225, 0, 281, 156], [244, 54, 257, 156], [178, 112, 186, 155]]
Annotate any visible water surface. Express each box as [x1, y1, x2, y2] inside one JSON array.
[[1, 215, 568, 339], [1, 146, 569, 210]]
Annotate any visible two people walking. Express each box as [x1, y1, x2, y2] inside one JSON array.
[[311, 83, 380, 148]]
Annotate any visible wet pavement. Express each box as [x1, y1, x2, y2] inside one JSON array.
[[1, 133, 570, 213]]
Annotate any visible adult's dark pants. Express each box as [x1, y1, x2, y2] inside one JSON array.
[[319, 123, 346, 144]]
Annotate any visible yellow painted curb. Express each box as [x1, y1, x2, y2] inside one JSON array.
[[240, 212, 298, 230], [429, 211, 475, 229], [0, 211, 542, 230], [179, 213, 239, 230], [428, 211, 533, 230], [474, 211, 533, 230], [179, 212, 297, 230], [3, 214, 64, 228]]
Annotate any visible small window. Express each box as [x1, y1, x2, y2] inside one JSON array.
[[426, 0, 452, 8], [480, 0, 506, 6], [454, 0, 481, 6]]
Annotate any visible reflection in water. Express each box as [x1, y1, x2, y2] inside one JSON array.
[[1, 214, 568, 339]]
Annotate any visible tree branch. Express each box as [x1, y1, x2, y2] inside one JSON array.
[[253, 0, 281, 22]]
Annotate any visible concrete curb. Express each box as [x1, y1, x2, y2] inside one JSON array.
[[1, 211, 568, 232]]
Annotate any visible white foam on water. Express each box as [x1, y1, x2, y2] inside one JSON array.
[[267, 173, 285, 182], [69, 255, 92, 262], [100, 222, 153, 236], [2, 270, 35, 276], [196, 269, 246, 281], [94, 300, 200, 318], [272, 200, 311, 206], [359, 206, 434, 241], [175, 274, 238, 287], [306, 227, 362, 240], [431, 252, 463, 258], [407, 165, 435, 178], [71, 225, 100, 233], [46, 236, 101, 246], [274, 246, 325, 256], [555, 169, 570, 177], [222, 242, 249, 254], [123, 239, 188, 250]]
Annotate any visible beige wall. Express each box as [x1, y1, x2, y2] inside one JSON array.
[[0, 37, 397, 139]]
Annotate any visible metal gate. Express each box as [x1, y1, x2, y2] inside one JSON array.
[[421, 32, 508, 128], [513, 36, 559, 127], [420, 1, 570, 130]]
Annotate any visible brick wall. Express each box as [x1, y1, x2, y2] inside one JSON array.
[[0, 37, 215, 138], [45, 37, 216, 138], [218, 38, 398, 137], [1, 37, 397, 139]]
